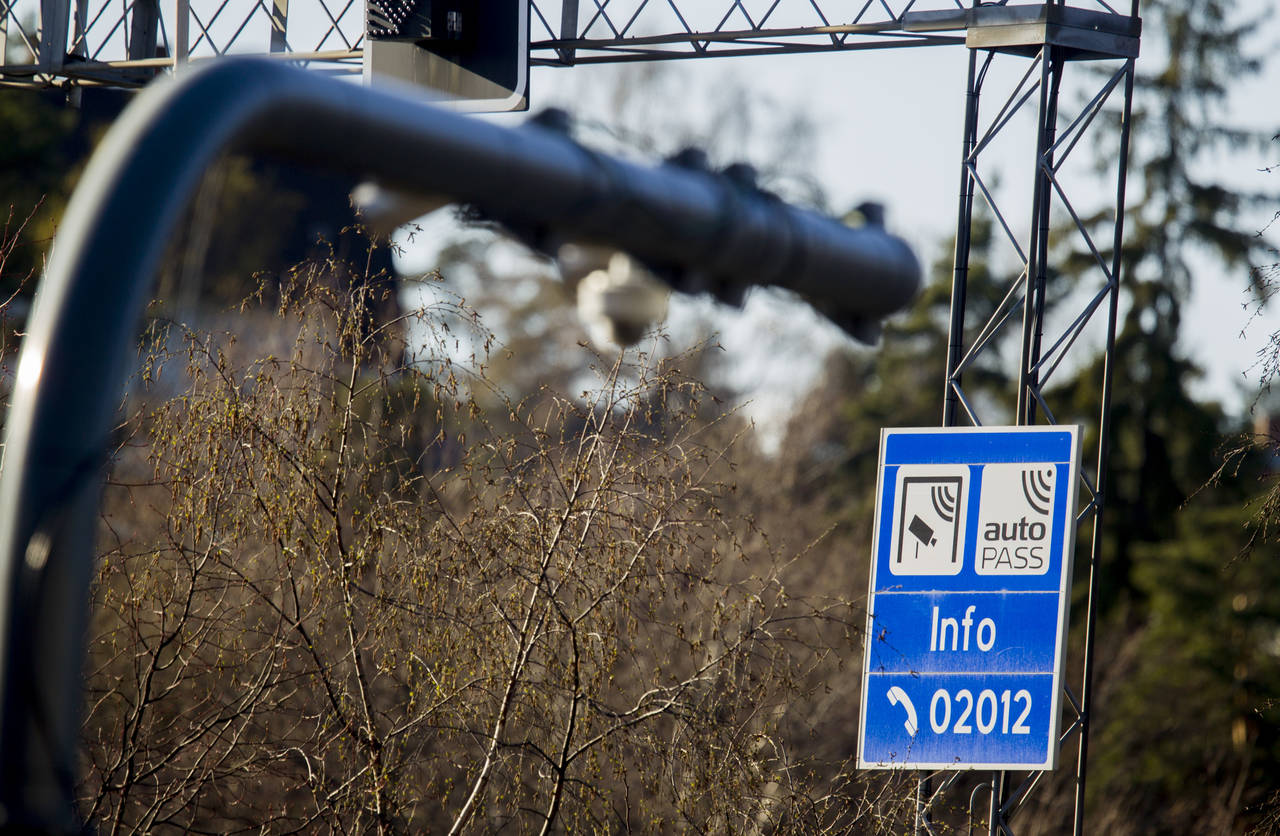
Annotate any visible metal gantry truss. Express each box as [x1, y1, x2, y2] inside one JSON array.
[[528, 0, 964, 64], [933, 6, 1137, 834], [1, 0, 1137, 85], [0, 1, 1139, 833], [0, 0, 367, 86], [4, 0, 962, 88]]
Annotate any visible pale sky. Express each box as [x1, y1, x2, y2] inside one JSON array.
[[15, 0, 1272, 418], [504, 5, 1280, 420]]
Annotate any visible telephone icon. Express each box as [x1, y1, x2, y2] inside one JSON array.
[[886, 686, 919, 737]]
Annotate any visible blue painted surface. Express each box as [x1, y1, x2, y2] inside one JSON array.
[[861, 673, 1055, 767], [860, 427, 1078, 769], [866, 591, 1060, 674], [884, 430, 1074, 465]]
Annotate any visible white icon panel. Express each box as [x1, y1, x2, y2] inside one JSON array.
[[889, 465, 968, 576], [974, 463, 1056, 576]]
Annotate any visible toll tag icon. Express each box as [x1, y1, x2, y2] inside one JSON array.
[[975, 463, 1057, 576], [889, 465, 968, 576]]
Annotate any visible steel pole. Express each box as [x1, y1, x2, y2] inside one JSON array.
[[1073, 50, 1137, 836], [1016, 46, 1059, 425], [942, 48, 980, 428], [0, 57, 920, 831], [923, 43, 981, 836]]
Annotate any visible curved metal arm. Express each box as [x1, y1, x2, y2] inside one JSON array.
[[0, 56, 919, 831]]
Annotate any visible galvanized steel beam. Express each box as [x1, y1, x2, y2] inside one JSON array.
[[2, 1, 1136, 89]]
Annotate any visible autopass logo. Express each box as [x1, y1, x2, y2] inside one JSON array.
[[974, 463, 1056, 575], [888, 464, 969, 576]]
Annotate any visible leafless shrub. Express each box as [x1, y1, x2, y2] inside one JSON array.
[[0, 200, 44, 413], [82, 244, 912, 833]]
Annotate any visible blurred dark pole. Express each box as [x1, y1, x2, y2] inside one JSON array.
[[0, 57, 920, 831]]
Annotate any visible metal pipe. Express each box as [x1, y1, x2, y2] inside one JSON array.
[[1026, 53, 1063, 424], [269, 0, 289, 52], [557, 0, 580, 64], [0, 56, 920, 831], [926, 44, 981, 836], [37, 0, 70, 77], [1073, 50, 1137, 836], [174, 0, 188, 66], [943, 47, 980, 428], [987, 769, 1007, 836], [1016, 46, 1052, 424]]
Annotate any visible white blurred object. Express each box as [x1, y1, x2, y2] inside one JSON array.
[[556, 243, 614, 288], [351, 181, 451, 235], [572, 251, 670, 347]]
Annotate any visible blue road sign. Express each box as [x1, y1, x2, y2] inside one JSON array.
[[858, 426, 1081, 771]]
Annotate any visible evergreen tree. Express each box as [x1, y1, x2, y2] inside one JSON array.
[[786, 2, 1279, 830], [1043, 2, 1280, 830], [0, 89, 78, 297], [1055, 0, 1273, 603], [1088, 499, 1280, 833]]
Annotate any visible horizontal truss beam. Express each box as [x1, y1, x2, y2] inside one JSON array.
[[1, 2, 1138, 89]]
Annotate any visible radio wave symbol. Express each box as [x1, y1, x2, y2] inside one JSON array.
[[930, 484, 957, 523], [1021, 467, 1054, 516]]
